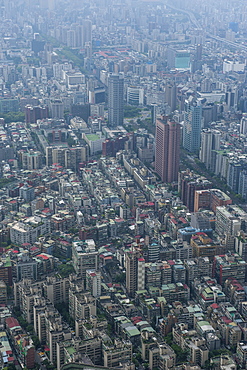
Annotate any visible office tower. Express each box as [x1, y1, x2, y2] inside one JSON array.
[[151, 103, 158, 126], [239, 170, 247, 201], [67, 30, 76, 48], [240, 114, 247, 135], [155, 117, 181, 183], [49, 99, 64, 119], [179, 170, 212, 212], [202, 104, 217, 127], [183, 97, 202, 153], [201, 78, 212, 93], [165, 83, 177, 112], [191, 44, 203, 72], [85, 42, 92, 58], [108, 73, 124, 127], [200, 129, 221, 170], [195, 44, 202, 61], [167, 48, 176, 69], [227, 161, 242, 193], [82, 19, 92, 46], [226, 86, 239, 109], [126, 250, 145, 297]]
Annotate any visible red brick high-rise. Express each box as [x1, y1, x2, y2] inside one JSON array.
[[155, 118, 181, 183]]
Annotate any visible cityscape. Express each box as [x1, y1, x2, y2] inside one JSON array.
[[1, 0, 247, 369]]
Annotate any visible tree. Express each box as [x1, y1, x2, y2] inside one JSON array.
[[55, 303, 75, 329], [209, 348, 231, 359], [124, 105, 141, 118], [0, 112, 25, 123], [115, 272, 126, 283], [31, 335, 41, 349], [27, 324, 34, 334], [171, 343, 188, 363], [164, 332, 173, 345], [0, 177, 15, 189], [4, 364, 16, 370], [58, 263, 75, 277], [67, 137, 76, 147]]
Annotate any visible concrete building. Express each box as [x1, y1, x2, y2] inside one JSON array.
[[108, 73, 124, 127], [0, 280, 7, 305], [155, 118, 181, 183], [49, 99, 64, 119], [86, 270, 101, 298], [9, 216, 51, 245], [126, 250, 145, 297], [212, 253, 247, 285], [200, 129, 221, 171], [127, 86, 144, 105], [43, 277, 70, 305], [103, 339, 132, 368], [46, 146, 87, 170], [69, 290, 96, 322], [20, 151, 43, 170], [84, 133, 104, 155], [14, 253, 38, 281], [72, 240, 98, 285], [215, 206, 243, 237], [194, 188, 232, 212], [236, 342, 247, 368], [183, 97, 202, 153]]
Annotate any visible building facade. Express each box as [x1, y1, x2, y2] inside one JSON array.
[[155, 118, 181, 183], [108, 73, 124, 127]]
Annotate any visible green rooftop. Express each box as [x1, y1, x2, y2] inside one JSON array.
[[66, 347, 77, 355], [86, 134, 100, 141], [125, 327, 140, 336], [2, 257, 11, 267]]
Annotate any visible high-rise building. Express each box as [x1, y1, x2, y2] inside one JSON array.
[[240, 113, 247, 135], [200, 129, 221, 170], [21, 151, 43, 170], [72, 240, 98, 287], [227, 161, 242, 193], [151, 104, 158, 126], [108, 73, 124, 127], [155, 117, 181, 183], [49, 99, 64, 119], [126, 250, 145, 297], [196, 43, 202, 61], [67, 30, 76, 48], [0, 280, 7, 305], [25, 105, 49, 123], [183, 97, 202, 153], [86, 270, 101, 297], [82, 19, 92, 46], [165, 83, 177, 112]]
